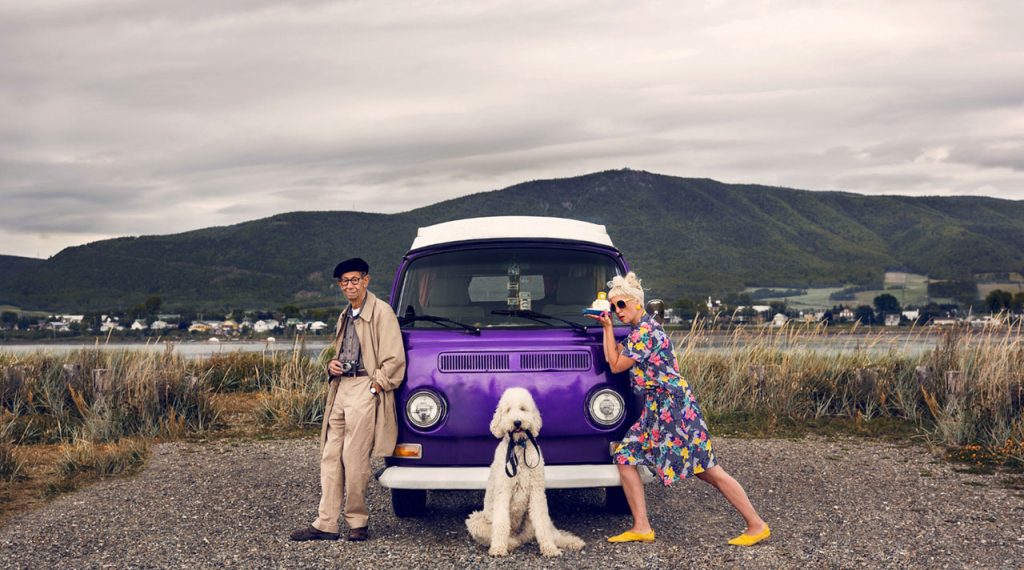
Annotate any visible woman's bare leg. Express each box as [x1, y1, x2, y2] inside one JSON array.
[[696, 465, 766, 534], [617, 464, 653, 533]]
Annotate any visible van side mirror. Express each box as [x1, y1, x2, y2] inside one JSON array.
[[646, 299, 665, 325]]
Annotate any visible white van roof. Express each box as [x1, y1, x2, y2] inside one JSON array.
[[410, 216, 615, 250]]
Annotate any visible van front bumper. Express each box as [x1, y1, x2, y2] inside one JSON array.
[[376, 464, 653, 490]]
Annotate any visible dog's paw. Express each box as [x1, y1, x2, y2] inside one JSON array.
[[563, 535, 585, 551], [488, 544, 510, 557], [539, 544, 563, 557]]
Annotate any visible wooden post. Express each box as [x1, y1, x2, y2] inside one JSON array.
[[945, 370, 963, 396], [92, 369, 111, 403], [856, 367, 877, 397], [1010, 384, 1023, 417], [2, 366, 25, 406], [915, 366, 930, 388], [62, 364, 84, 392]]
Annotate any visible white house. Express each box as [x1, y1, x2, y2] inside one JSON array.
[[48, 321, 70, 332], [56, 314, 85, 325], [902, 310, 920, 322], [771, 313, 789, 327], [100, 318, 123, 332], [309, 321, 328, 332], [150, 320, 169, 330], [130, 319, 147, 331], [884, 314, 901, 327], [253, 319, 280, 333], [930, 318, 959, 327]]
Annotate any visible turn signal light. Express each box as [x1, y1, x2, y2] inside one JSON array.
[[392, 443, 422, 459]]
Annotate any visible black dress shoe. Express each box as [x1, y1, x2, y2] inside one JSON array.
[[289, 525, 340, 541], [347, 527, 369, 542]]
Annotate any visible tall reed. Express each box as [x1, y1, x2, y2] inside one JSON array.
[[677, 319, 1024, 452], [254, 340, 330, 430], [0, 346, 218, 444]]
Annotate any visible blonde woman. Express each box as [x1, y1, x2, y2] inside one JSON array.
[[588, 272, 769, 546]]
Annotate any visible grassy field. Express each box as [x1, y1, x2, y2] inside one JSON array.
[[747, 272, 945, 309], [978, 281, 1024, 298], [2, 325, 1023, 525]]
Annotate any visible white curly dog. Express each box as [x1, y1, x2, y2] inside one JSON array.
[[465, 387, 585, 557]]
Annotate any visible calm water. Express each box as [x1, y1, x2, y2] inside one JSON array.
[[0, 339, 331, 358]]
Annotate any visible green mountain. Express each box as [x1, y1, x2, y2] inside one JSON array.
[[2, 170, 1023, 311], [0, 255, 44, 282]]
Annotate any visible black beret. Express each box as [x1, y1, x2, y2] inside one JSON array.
[[333, 257, 370, 279]]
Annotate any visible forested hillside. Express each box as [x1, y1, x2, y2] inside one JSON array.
[[2, 170, 1022, 311]]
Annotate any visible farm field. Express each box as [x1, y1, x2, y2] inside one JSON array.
[[744, 272, 933, 310], [978, 280, 1024, 297]]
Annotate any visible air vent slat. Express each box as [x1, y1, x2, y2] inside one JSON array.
[[518, 351, 591, 371], [438, 351, 591, 373], [439, 352, 510, 372]]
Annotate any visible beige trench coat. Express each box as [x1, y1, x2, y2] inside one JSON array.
[[320, 290, 406, 458]]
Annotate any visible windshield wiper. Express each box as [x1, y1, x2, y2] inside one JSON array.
[[490, 309, 590, 334], [399, 314, 481, 335]]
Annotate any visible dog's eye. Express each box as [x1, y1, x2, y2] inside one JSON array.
[[519, 405, 526, 411]]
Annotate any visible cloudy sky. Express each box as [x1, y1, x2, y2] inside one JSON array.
[[1, 1, 1022, 258]]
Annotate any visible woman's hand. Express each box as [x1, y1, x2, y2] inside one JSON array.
[[585, 312, 614, 330]]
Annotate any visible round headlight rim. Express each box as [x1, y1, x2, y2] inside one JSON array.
[[586, 386, 625, 428], [405, 389, 448, 431]]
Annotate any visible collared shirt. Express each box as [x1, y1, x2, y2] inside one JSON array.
[[339, 305, 362, 370]]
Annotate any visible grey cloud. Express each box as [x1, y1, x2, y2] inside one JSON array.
[[2, 1, 1024, 257]]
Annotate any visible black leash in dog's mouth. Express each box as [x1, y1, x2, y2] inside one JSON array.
[[504, 430, 541, 478]]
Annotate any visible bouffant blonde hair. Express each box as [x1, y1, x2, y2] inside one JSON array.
[[607, 272, 644, 305]]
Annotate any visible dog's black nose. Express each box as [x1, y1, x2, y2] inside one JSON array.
[[513, 420, 522, 428]]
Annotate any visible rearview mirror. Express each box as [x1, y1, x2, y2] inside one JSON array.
[[646, 299, 665, 325]]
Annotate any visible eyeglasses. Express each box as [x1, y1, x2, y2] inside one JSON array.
[[337, 277, 365, 286], [611, 299, 628, 309]]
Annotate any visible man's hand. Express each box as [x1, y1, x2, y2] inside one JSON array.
[[327, 359, 344, 376], [371, 381, 384, 394]]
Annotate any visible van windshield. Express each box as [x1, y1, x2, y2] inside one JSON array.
[[396, 247, 622, 330]]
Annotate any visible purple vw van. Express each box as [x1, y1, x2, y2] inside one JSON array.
[[377, 216, 643, 516]]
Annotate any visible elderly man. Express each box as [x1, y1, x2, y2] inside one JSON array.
[[290, 257, 406, 542]]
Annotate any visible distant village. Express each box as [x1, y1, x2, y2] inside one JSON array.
[[0, 311, 333, 341], [2, 290, 1021, 341]]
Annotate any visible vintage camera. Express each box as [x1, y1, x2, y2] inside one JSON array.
[[328, 359, 361, 380]]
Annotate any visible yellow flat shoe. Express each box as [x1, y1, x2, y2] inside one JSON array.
[[607, 530, 656, 543], [728, 525, 770, 546]]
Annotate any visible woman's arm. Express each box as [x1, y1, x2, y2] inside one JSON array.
[[593, 313, 636, 373]]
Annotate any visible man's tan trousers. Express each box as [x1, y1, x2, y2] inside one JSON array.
[[312, 376, 376, 533]]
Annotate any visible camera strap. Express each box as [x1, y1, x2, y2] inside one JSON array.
[[504, 431, 541, 478]]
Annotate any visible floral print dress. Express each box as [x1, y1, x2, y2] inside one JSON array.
[[613, 314, 716, 485]]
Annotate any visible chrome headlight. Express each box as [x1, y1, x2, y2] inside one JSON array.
[[588, 388, 625, 427], [406, 390, 445, 429]]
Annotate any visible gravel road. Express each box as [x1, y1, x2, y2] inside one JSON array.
[[2, 436, 1022, 569]]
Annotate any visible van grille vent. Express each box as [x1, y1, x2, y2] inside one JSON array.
[[437, 351, 592, 373], [438, 353, 510, 372], [519, 351, 591, 371]]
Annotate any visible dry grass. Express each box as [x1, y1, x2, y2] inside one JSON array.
[[254, 344, 330, 430], [2, 323, 1021, 526], [678, 319, 1024, 465], [0, 340, 330, 526], [46, 437, 149, 496]]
